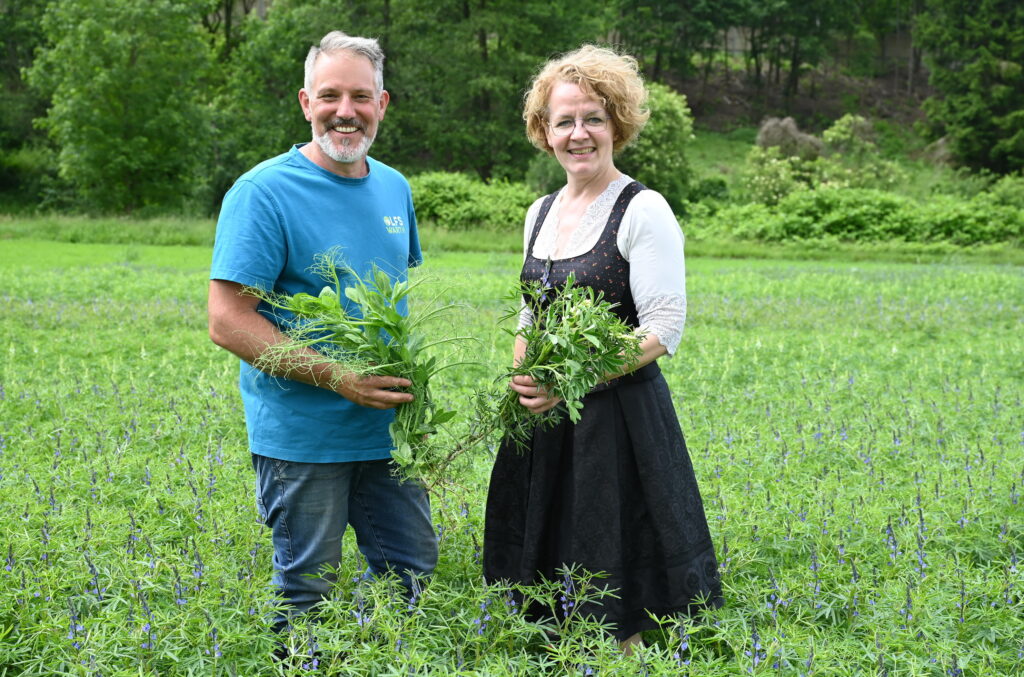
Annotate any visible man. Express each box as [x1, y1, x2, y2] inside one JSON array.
[[208, 31, 437, 630]]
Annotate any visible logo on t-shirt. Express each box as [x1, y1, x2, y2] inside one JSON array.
[[383, 216, 406, 234]]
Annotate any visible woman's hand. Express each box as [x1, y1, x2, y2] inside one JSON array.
[[509, 374, 562, 415]]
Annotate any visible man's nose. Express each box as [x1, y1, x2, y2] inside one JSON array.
[[335, 95, 356, 118]]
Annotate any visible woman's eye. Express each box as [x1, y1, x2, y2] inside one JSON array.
[[553, 120, 574, 129]]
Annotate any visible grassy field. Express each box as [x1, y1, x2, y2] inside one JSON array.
[[1, 238, 1022, 675]]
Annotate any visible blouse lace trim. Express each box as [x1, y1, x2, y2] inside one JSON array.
[[636, 293, 686, 355], [531, 175, 633, 260]]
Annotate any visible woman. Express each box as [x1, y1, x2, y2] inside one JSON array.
[[483, 45, 723, 651]]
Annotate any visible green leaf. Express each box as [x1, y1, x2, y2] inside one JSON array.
[[430, 409, 458, 426]]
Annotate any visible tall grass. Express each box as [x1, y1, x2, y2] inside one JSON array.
[[1, 238, 1021, 674]]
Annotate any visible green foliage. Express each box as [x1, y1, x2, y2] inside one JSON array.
[[383, 1, 609, 180], [0, 214, 216, 247], [738, 146, 806, 205], [617, 82, 695, 213], [616, 0, 724, 80], [0, 0, 47, 152], [691, 186, 1024, 245], [0, 145, 55, 211], [524, 153, 565, 195], [25, 0, 213, 214], [484, 275, 645, 450], [2, 242, 1023, 673], [211, 0, 358, 205], [983, 172, 1024, 209], [821, 114, 876, 157], [916, 0, 1024, 173], [740, 115, 907, 205], [248, 251, 466, 485], [408, 172, 535, 231]]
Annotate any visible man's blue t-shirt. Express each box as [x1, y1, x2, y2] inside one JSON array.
[[210, 145, 422, 463]]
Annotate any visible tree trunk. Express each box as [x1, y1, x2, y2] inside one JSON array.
[[785, 36, 801, 101]]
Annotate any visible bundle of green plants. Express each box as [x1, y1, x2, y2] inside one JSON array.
[[485, 274, 645, 450], [246, 250, 466, 485]]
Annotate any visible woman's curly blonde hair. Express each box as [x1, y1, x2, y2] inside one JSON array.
[[523, 45, 650, 155]]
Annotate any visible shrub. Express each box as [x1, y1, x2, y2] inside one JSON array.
[[409, 172, 535, 231], [738, 146, 807, 205], [0, 145, 55, 209], [981, 173, 1024, 209], [524, 154, 565, 195], [740, 116, 909, 205], [822, 114, 877, 158], [689, 187, 1024, 245], [617, 82, 695, 213]]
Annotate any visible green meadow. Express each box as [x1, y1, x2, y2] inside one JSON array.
[[1, 236, 1021, 675]]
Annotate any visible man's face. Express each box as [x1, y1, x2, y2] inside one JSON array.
[[299, 51, 389, 177]]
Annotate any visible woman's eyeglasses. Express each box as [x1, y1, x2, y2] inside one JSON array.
[[548, 115, 608, 137]]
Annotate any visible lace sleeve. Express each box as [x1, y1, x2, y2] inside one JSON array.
[[636, 293, 687, 355]]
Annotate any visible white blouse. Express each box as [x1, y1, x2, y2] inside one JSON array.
[[519, 175, 688, 355]]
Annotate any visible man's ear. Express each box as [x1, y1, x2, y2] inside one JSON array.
[[298, 89, 313, 122]]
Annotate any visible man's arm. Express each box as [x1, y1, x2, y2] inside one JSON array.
[[207, 279, 413, 410]]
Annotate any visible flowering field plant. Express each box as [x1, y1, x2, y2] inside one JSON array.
[[3, 241, 1023, 675], [247, 250, 466, 484], [488, 274, 645, 450]]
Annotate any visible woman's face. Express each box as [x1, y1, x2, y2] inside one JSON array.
[[544, 81, 616, 182]]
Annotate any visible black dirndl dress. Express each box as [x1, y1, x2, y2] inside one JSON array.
[[483, 181, 723, 640]]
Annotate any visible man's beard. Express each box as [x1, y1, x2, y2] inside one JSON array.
[[313, 118, 375, 164]]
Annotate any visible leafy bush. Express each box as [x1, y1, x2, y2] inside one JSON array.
[[524, 153, 565, 195], [689, 175, 729, 203], [689, 187, 1024, 245], [409, 172, 535, 231], [739, 116, 907, 205], [617, 82, 695, 213], [0, 145, 54, 209], [26, 0, 212, 214], [738, 147, 807, 205], [982, 173, 1024, 209], [822, 114, 877, 157]]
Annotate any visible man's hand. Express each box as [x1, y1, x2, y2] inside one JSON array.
[[334, 373, 414, 410], [210, 280, 414, 409]]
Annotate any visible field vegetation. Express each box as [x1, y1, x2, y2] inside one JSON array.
[[1, 233, 1021, 675], [2, 3, 1022, 672]]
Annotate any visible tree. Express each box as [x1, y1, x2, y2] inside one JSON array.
[[0, 0, 50, 203], [26, 0, 214, 213], [0, 0, 46, 150], [738, 0, 852, 102], [615, 0, 715, 81], [617, 82, 695, 213], [383, 0, 610, 180], [916, 0, 1024, 173], [211, 0, 364, 206], [201, 0, 264, 62]]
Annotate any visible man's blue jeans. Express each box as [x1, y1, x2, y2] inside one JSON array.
[[252, 454, 438, 626]]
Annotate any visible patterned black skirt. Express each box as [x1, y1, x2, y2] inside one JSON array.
[[483, 367, 723, 640]]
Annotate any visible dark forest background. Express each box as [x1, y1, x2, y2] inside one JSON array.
[[1, 0, 1021, 217]]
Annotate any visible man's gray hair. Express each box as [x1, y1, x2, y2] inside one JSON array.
[[304, 31, 385, 94]]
